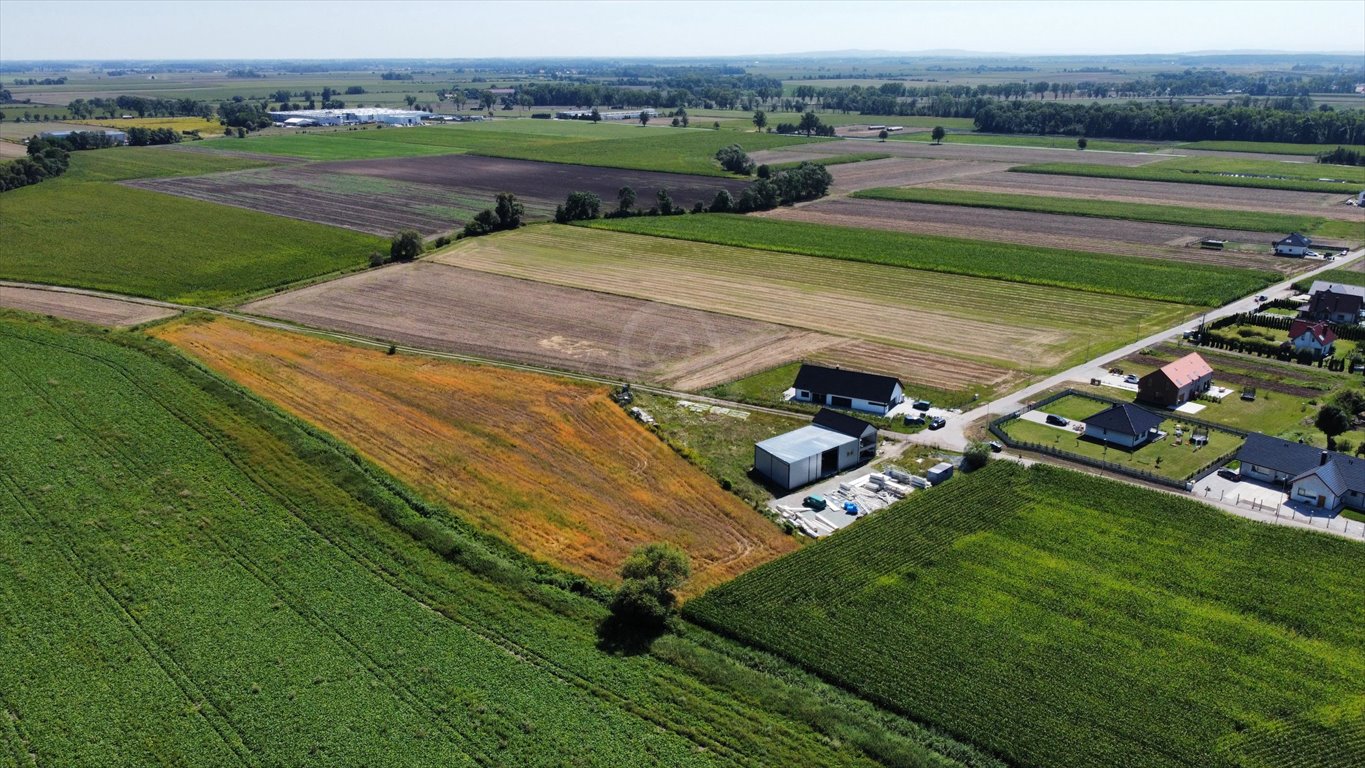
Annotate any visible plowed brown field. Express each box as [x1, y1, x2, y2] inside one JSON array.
[[152, 316, 798, 593], [0, 283, 179, 326]]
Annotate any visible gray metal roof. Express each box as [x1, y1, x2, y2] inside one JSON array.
[[756, 425, 855, 463], [1308, 281, 1365, 299]]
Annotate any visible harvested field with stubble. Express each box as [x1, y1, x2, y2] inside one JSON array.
[[765, 197, 1305, 273], [242, 261, 824, 386], [434, 225, 1196, 375], [128, 154, 749, 236], [0, 284, 178, 327], [152, 317, 799, 593], [939, 170, 1365, 219]]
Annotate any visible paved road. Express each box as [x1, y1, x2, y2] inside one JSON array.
[[911, 247, 1365, 453]]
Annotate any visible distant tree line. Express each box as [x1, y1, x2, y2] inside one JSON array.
[[972, 100, 1365, 144], [125, 127, 182, 146], [0, 135, 79, 192], [67, 95, 214, 119], [12, 77, 67, 85], [380, 71, 415, 80]]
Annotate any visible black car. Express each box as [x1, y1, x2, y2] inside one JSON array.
[[1217, 468, 1240, 481], [989, 441, 1004, 452], [1045, 414, 1070, 427], [927, 416, 946, 430]]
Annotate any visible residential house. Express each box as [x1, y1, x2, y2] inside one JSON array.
[[1137, 352, 1214, 407], [1288, 319, 1338, 358], [753, 409, 878, 490], [1273, 233, 1313, 257], [791, 363, 904, 416], [1081, 403, 1164, 449], [1235, 433, 1365, 512], [1302, 281, 1365, 324]]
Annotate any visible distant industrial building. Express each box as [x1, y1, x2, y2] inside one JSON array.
[[754, 409, 878, 491], [40, 129, 127, 144], [267, 108, 435, 127], [555, 108, 657, 121], [790, 363, 904, 416]]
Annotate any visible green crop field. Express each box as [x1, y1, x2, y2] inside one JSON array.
[[769, 152, 891, 170], [1, 152, 383, 305], [1014, 155, 1365, 194], [1182, 140, 1365, 156], [60, 145, 278, 182], [686, 462, 1365, 768], [0, 313, 993, 768], [1294, 267, 1365, 292], [892, 131, 1158, 153], [204, 121, 825, 175], [851, 186, 1365, 240], [585, 214, 1278, 306]]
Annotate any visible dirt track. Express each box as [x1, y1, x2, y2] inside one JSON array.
[[242, 261, 819, 386], [0, 284, 178, 326], [763, 198, 1304, 273]]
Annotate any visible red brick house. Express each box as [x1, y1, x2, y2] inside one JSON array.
[[1136, 352, 1213, 407]]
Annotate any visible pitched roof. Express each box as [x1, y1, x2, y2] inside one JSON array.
[[1147, 352, 1213, 389], [811, 408, 877, 439], [1277, 232, 1313, 247], [792, 364, 901, 403], [755, 425, 854, 463], [1308, 281, 1365, 300], [1236, 433, 1323, 475], [1082, 403, 1164, 438], [1293, 460, 1348, 496], [1289, 319, 1337, 346]]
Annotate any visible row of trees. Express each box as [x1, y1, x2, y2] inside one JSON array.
[[67, 95, 214, 119], [124, 126, 182, 146], [0, 138, 68, 192], [1318, 146, 1365, 167], [972, 100, 1365, 144]]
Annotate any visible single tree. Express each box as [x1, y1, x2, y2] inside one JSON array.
[[962, 442, 992, 471], [798, 111, 822, 137], [709, 189, 734, 213], [1077, 137, 1088, 150], [756, 163, 771, 179], [404, 94, 418, 108], [554, 191, 601, 223], [878, 129, 889, 142], [494, 191, 524, 229], [389, 230, 424, 262], [1316, 403, 1352, 449], [639, 110, 650, 127], [752, 109, 767, 131], [617, 186, 637, 214], [590, 107, 601, 123], [608, 543, 691, 627], [676, 107, 688, 127], [931, 126, 946, 144], [656, 189, 674, 216]]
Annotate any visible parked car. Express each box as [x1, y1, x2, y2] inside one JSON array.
[[1254, 295, 1268, 302], [1123, 374, 1140, 384], [912, 399, 932, 412], [1217, 468, 1240, 481], [1045, 414, 1070, 426], [989, 441, 1004, 452], [802, 495, 827, 511], [927, 416, 946, 430], [903, 413, 925, 426]]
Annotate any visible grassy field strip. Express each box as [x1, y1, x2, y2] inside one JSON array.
[[0, 315, 912, 768], [436, 226, 1195, 372], [152, 316, 798, 593], [851, 186, 1363, 240], [1180, 140, 1365, 156], [585, 214, 1276, 306], [686, 462, 1365, 768], [0, 177, 383, 305], [769, 152, 891, 170], [54, 145, 281, 181], [891, 132, 1158, 153], [1015, 155, 1365, 194]]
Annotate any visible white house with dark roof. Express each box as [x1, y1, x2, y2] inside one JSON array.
[[1273, 233, 1313, 257], [790, 364, 904, 416], [1236, 432, 1365, 512], [1081, 403, 1164, 449]]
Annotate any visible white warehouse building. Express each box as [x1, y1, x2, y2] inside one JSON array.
[[754, 410, 878, 491], [267, 107, 435, 126]]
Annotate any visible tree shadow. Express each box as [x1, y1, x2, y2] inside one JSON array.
[[595, 614, 665, 656]]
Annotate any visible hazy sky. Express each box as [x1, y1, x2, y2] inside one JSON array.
[[2, 0, 1363, 60]]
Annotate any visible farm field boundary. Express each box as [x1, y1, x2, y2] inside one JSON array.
[[1014, 157, 1365, 194], [583, 214, 1278, 306]]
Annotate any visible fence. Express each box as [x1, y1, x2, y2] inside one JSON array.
[[989, 388, 1244, 491]]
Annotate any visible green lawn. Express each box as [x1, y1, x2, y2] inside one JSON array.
[[686, 461, 1365, 768], [1005, 394, 1243, 481], [851, 186, 1364, 241], [0, 314, 984, 768], [0, 174, 383, 305], [1181, 140, 1365, 157], [1014, 155, 1365, 194], [769, 152, 891, 170], [60, 145, 278, 181], [584, 214, 1279, 306]]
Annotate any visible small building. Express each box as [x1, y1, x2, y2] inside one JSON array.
[[811, 408, 878, 461], [1236, 433, 1365, 512], [1137, 352, 1214, 407], [1273, 233, 1313, 257], [754, 427, 865, 493], [266, 107, 435, 126], [926, 462, 954, 484], [1302, 281, 1365, 324], [1288, 319, 1337, 358], [790, 363, 904, 416], [1081, 403, 1164, 449]]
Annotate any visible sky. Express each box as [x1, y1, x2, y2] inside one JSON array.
[[1, 0, 1363, 61]]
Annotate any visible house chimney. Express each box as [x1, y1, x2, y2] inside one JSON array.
[[1321, 451, 1330, 466]]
